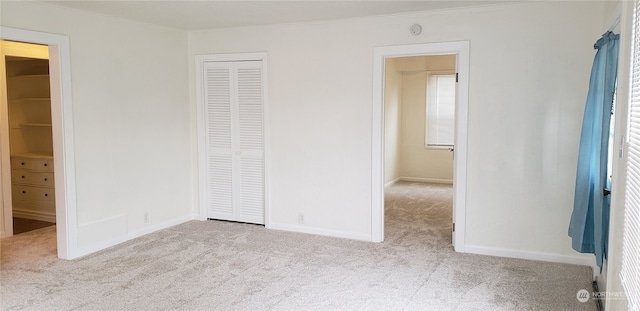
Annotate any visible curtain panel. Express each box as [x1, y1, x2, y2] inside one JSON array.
[[569, 31, 619, 269]]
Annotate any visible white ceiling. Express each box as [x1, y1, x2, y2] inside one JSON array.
[[38, 1, 514, 30]]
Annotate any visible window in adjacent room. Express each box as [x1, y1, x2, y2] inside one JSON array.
[[425, 71, 456, 149]]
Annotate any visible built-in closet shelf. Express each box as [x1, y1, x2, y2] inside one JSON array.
[[10, 98, 51, 103], [12, 153, 54, 159], [20, 123, 52, 127], [8, 74, 50, 79]]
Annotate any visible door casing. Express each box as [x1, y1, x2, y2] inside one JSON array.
[[372, 41, 469, 251], [194, 52, 271, 228], [0, 26, 78, 259]]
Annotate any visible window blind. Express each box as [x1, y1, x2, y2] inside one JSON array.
[[426, 73, 456, 147], [622, 1, 640, 309]]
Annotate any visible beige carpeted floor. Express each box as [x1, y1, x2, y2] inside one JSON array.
[[0, 182, 597, 310]]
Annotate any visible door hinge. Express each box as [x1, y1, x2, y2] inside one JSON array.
[[456, 73, 459, 82], [452, 223, 455, 232]]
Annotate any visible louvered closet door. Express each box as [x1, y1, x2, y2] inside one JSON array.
[[203, 61, 264, 224]]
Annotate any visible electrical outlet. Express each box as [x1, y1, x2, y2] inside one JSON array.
[[297, 213, 304, 224], [144, 212, 149, 224]]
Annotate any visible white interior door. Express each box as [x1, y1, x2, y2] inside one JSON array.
[[203, 60, 264, 225]]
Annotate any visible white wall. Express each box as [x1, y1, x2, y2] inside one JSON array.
[[383, 58, 401, 185], [398, 55, 455, 183], [189, 1, 606, 262], [0, 2, 192, 250], [0, 0, 611, 265]]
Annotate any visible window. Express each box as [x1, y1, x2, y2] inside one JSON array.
[[622, 1, 640, 309], [425, 71, 456, 149]]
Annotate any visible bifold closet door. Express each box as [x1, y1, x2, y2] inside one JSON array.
[[203, 60, 264, 225]]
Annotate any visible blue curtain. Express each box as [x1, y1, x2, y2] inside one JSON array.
[[569, 31, 619, 269]]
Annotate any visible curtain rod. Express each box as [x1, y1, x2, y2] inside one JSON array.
[[609, 16, 621, 32]]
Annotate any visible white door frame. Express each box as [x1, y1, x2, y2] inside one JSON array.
[[194, 52, 271, 228], [0, 27, 78, 259], [372, 41, 469, 252]]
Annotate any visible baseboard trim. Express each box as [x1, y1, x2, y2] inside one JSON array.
[[71, 214, 196, 259], [127, 214, 197, 243], [384, 178, 400, 188], [465, 244, 595, 267], [399, 177, 453, 184], [269, 222, 371, 242], [12, 209, 56, 223]]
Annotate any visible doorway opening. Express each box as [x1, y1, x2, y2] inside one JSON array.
[[372, 41, 469, 252], [0, 27, 77, 259], [382, 54, 456, 246], [2, 40, 57, 235]]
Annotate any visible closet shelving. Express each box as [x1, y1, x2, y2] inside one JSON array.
[[5, 56, 56, 222], [7, 64, 52, 156]]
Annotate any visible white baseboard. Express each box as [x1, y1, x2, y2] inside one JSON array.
[[464, 244, 595, 268], [399, 177, 453, 184], [71, 214, 196, 259], [13, 209, 56, 223], [384, 177, 453, 188], [127, 214, 197, 241], [384, 178, 400, 188], [269, 222, 372, 242]]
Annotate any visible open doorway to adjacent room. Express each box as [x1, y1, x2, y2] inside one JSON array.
[[371, 41, 469, 251], [382, 55, 456, 247], [1, 40, 57, 236], [1, 27, 77, 259]]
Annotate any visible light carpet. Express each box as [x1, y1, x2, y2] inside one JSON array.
[[0, 182, 597, 310]]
